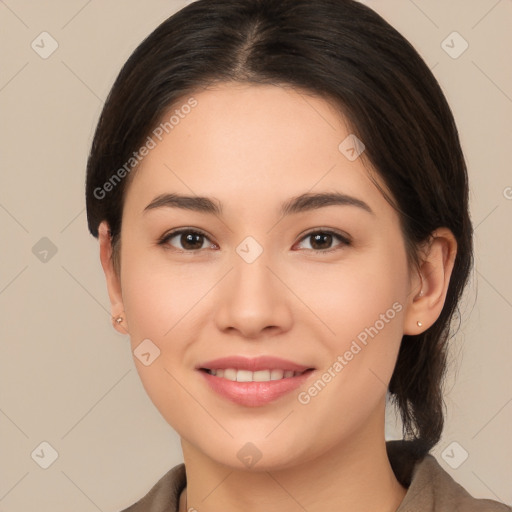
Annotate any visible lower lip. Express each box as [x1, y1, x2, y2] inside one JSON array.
[[198, 369, 315, 407]]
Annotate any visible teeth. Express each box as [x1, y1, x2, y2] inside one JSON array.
[[207, 368, 303, 382], [236, 370, 253, 382], [224, 368, 237, 381], [270, 369, 284, 380], [254, 370, 271, 382]]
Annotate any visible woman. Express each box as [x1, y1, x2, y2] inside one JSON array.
[[85, 0, 510, 510]]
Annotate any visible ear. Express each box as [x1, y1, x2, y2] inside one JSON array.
[[98, 221, 129, 335], [403, 227, 457, 335]]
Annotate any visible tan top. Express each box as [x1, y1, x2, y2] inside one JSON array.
[[119, 440, 511, 511]]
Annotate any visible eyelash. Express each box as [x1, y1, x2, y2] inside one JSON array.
[[157, 228, 352, 254]]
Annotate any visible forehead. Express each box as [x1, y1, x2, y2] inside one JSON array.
[[124, 83, 394, 220]]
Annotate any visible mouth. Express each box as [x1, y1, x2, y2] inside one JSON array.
[[196, 356, 316, 407]]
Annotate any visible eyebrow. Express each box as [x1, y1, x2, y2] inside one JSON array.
[[143, 191, 374, 217]]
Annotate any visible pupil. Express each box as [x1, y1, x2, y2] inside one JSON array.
[[311, 233, 331, 250], [182, 233, 203, 250]]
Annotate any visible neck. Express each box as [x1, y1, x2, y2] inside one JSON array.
[[178, 411, 407, 512]]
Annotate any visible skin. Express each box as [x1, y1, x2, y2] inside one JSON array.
[[99, 82, 457, 512]]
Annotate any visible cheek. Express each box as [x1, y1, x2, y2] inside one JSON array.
[[291, 244, 407, 347], [293, 266, 406, 448], [305, 241, 408, 397], [120, 243, 210, 338], [118, 256, 203, 424]]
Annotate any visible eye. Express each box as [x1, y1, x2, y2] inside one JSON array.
[[158, 229, 217, 252], [158, 228, 351, 253], [294, 230, 351, 253]]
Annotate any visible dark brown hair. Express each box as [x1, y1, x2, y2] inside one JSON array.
[[85, 0, 473, 458]]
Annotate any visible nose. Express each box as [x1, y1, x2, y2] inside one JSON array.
[[214, 254, 293, 339]]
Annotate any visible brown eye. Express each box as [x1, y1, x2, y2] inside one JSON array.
[[310, 232, 333, 250], [160, 229, 214, 251], [296, 230, 351, 253]]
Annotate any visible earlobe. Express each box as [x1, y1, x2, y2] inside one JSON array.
[[403, 228, 457, 335], [98, 221, 129, 335]]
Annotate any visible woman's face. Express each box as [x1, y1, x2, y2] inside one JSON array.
[[113, 82, 417, 469]]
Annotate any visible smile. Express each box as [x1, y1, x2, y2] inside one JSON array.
[[198, 367, 315, 407], [202, 368, 308, 382]]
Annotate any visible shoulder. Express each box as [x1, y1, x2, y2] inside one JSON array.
[[409, 454, 510, 511], [387, 441, 511, 512], [117, 463, 186, 512]]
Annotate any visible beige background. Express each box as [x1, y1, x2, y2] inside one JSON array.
[[0, 0, 511, 510]]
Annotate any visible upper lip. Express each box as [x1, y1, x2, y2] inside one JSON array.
[[197, 356, 314, 372]]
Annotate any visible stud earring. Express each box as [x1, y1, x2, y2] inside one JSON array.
[[114, 316, 123, 325], [417, 321, 423, 327]]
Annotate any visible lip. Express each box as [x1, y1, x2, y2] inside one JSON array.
[[199, 369, 315, 407], [196, 355, 313, 372], [196, 356, 316, 407]]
